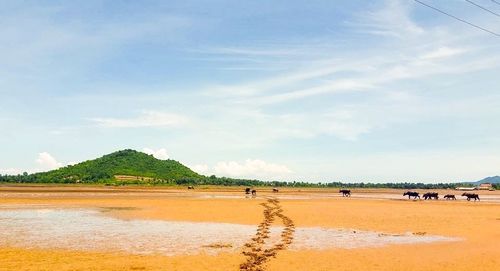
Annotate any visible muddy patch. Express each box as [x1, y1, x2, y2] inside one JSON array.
[[0, 207, 459, 256], [240, 197, 295, 271]]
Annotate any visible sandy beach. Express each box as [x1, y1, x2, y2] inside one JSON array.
[[0, 185, 499, 271]]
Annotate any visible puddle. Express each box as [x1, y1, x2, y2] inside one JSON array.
[[0, 208, 459, 256]]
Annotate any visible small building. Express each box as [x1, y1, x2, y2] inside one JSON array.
[[477, 183, 493, 190]]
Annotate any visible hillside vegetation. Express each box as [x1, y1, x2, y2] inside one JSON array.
[[5, 149, 202, 184]]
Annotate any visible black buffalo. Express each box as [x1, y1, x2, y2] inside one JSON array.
[[423, 192, 439, 200], [403, 191, 420, 199], [444, 194, 456, 200], [462, 193, 480, 201], [339, 189, 351, 197]]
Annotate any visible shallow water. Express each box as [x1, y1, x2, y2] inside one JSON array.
[[0, 207, 459, 256]]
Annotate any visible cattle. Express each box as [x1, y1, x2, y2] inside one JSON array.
[[339, 189, 351, 197], [462, 193, 480, 201], [444, 194, 456, 200], [422, 192, 438, 200], [403, 191, 420, 199]]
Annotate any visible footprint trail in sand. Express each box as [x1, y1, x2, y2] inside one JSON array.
[[240, 197, 295, 271]]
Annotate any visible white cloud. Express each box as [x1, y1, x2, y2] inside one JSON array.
[[202, 47, 301, 57], [0, 168, 24, 175], [185, 159, 293, 179], [213, 159, 292, 179], [351, 0, 424, 38], [188, 164, 210, 175], [420, 47, 466, 60], [90, 111, 188, 128], [250, 80, 372, 105], [183, 0, 500, 149], [200, 1, 498, 109], [143, 148, 169, 160], [36, 152, 62, 170], [2, 152, 70, 174]]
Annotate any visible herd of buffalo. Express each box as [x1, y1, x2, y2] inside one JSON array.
[[188, 186, 481, 201], [342, 190, 480, 201], [402, 191, 480, 201], [339, 189, 480, 201]]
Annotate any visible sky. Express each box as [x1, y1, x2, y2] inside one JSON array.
[[1, 0, 500, 183]]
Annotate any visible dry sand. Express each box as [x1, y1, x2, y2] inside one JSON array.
[[0, 185, 499, 271]]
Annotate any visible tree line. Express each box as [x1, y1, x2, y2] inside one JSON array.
[[1, 173, 497, 190]]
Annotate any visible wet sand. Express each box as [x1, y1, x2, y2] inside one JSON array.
[[0, 185, 499, 270]]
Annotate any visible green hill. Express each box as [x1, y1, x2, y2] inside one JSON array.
[[28, 149, 202, 184], [474, 176, 500, 184]]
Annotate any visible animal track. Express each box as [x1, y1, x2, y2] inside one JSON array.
[[240, 197, 295, 271]]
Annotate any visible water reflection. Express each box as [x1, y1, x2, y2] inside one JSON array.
[[0, 208, 459, 255]]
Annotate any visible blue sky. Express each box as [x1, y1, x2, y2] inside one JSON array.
[[1, 0, 499, 182]]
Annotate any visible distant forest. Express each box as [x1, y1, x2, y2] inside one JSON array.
[[2, 173, 498, 190], [1, 149, 498, 190]]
